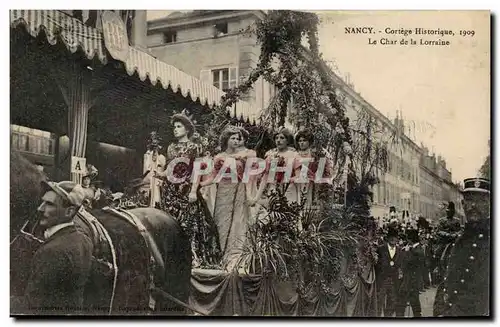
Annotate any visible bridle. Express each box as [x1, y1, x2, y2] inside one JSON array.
[[10, 217, 44, 246]]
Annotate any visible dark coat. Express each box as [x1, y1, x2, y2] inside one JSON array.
[[434, 217, 462, 255], [399, 243, 425, 292], [434, 220, 490, 317], [421, 241, 434, 270], [376, 243, 405, 286], [22, 225, 94, 315]]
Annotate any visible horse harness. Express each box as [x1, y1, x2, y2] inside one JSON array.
[[77, 206, 166, 313]]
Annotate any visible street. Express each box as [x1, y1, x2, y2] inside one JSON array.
[[401, 287, 436, 317], [420, 287, 437, 317]]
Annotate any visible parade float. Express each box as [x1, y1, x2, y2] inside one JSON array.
[[142, 11, 389, 316]]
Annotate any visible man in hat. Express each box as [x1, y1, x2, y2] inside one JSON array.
[[419, 227, 434, 289], [433, 201, 462, 283], [376, 226, 405, 317], [434, 178, 490, 317], [387, 206, 400, 228], [397, 227, 425, 317], [19, 181, 94, 314]]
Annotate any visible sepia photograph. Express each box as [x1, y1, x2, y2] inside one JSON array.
[[8, 9, 491, 318]]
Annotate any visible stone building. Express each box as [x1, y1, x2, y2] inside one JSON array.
[[420, 146, 465, 224], [147, 10, 269, 121]]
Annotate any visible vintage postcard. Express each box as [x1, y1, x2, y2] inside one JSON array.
[[9, 10, 490, 317]]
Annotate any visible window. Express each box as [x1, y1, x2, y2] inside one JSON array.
[[212, 68, 229, 90], [215, 22, 228, 36], [18, 134, 29, 152], [11, 133, 20, 150], [163, 31, 177, 44], [201, 67, 238, 91], [11, 125, 53, 155]]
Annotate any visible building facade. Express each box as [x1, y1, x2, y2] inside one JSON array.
[[419, 146, 465, 224], [147, 11, 468, 222], [324, 72, 422, 220], [147, 10, 269, 121]]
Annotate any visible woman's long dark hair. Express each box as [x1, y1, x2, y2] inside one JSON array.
[[219, 126, 243, 151], [273, 127, 294, 148]]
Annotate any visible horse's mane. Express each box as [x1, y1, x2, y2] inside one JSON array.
[[10, 151, 46, 233]]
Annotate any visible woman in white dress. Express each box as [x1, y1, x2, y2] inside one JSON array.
[[249, 127, 299, 207], [200, 125, 254, 271]]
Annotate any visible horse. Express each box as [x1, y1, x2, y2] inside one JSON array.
[[9, 151, 46, 240], [10, 152, 192, 315]]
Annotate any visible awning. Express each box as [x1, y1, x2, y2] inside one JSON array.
[[10, 10, 108, 63], [10, 9, 259, 115], [124, 46, 225, 109]]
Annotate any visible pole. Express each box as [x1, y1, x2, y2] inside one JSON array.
[[343, 157, 350, 207], [149, 149, 158, 208], [53, 132, 61, 181]]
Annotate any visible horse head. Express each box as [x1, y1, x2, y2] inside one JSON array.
[[10, 151, 48, 297], [10, 151, 46, 239]]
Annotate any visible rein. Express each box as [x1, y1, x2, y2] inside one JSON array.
[[11, 219, 44, 246]]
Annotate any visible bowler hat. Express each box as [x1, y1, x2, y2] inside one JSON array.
[[386, 227, 399, 239], [406, 228, 420, 243], [41, 180, 86, 207]]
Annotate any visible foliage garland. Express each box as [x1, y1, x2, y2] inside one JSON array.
[[205, 10, 353, 178], [201, 10, 390, 289], [205, 10, 391, 213]]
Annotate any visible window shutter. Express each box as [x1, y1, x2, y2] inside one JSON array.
[[229, 67, 238, 88], [254, 77, 262, 107], [200, 70, 212, 85]]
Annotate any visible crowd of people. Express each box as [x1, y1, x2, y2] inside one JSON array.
[[373, 178, 490, 317]]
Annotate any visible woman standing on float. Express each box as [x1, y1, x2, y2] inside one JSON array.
[[294, 129, 316, 208], [156, 111, 221, 268], [237, 127, 259, 222], [250, 127, 299, 207], [200, 125, 255, 271], [294, 129, 334, 209]]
